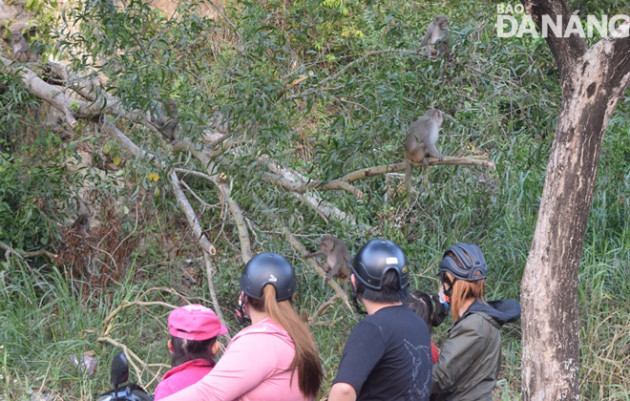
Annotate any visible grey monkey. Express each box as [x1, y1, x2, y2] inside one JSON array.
[[11, 30, 34, 63], [153, 100, 179, 142], [404, 109, 444, 188], [306, 235, 351, 289], [420, 15, 449, 57]]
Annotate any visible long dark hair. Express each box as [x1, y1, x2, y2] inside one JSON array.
[[170, 336, 217, 367]]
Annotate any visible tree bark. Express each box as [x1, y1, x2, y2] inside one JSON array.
[[520, 2, 630, 399]]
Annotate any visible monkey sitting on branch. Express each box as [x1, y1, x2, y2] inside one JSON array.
[[11, 30, 35, 63], [404, 108, 444, 189], [419, 14, 449, 58], [306, 235, 351, 291], [151, 99, 179, 142]]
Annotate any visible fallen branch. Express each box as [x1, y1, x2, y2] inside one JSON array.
[[101, 122, 228, 326], [43, 61, 164, 138], [97, 336, 150, 388], [174, 140, 253, 262], [259, 156, 360, 227], [309, 294, 339, 323], [170, 171, 217, 256], [102, 300, 176, 337], [298, 156, 495, 192], [0, 240, 57, 263], [0, 56, 115, 127], [309, 316, 346, 327], [202, 252, 231, 342]]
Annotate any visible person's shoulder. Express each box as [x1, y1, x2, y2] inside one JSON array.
[[366, 305, 428, 332], [377, 305, 425, 322], [453, 311, 498, 336], [232, 319, 294, 347], [237, 318, 285, 336]]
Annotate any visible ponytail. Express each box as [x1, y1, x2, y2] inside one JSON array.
[[251, 284, 322, 397]]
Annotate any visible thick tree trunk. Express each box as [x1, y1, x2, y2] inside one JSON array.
[[520, 36, 630, 400]]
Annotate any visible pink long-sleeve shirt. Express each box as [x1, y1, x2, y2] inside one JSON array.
[[161, 318, 312, 401], [154, 359, 215, 400]]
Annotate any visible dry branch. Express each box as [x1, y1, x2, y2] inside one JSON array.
[[309, 294, 339, 323], [170, 171, 217, 256], [0, 56, 117, 126], [260, 156, 360, 226], [0, 240, 57, 263], [97, 336, 150, 387], [102, 300, 176, 337], [300, 156, 495, 192], [263, 156, 493, 202], [101, 120, 230, 326], [174, 140, 253, 262], [43, 61, 166, 139]]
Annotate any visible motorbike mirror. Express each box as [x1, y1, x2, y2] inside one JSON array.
[[110, 352, 130, 388]]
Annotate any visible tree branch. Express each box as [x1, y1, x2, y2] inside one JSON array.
[[174, 140, 253, 262], [169, 171, 217, 256], [298, 156, 495, 192], [0, 56, 116, 127], [0, 240, 57, 262], [97, 336, 150, 388]]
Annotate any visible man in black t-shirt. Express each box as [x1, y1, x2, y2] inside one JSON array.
[[328, 239, 432, 401]]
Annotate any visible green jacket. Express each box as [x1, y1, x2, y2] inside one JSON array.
[[431, 299, 521, 401]]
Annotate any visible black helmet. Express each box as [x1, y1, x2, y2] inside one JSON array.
[[351, 239, 408, 290], [438, 243, 487, 281], [241, 253, 297, 301]]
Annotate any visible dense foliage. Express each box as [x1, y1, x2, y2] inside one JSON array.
[[0, 0, 628, 399]]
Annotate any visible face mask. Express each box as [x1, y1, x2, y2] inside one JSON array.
[[438, 282, 451, 310], [235, 293, 251, 325]]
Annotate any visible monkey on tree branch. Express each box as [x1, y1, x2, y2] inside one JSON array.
[[306, 235, 351, 292]]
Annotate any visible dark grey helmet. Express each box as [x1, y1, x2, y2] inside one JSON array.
[[439, 243, 487, 281], [240, 253, 297, 301], [351, 239, 408, 291]]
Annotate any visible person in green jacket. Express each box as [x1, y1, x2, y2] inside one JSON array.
[[431, 243, 521, 401]]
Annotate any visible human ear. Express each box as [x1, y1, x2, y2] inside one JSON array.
[[210, 341, 220, 356]]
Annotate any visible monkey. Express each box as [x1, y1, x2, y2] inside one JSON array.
[[404, 108, 444, 189], [11, 30, 34, 63], [306, 235, 351, 290], [71, 214, 90, 235], [419, 15, 449, 58], [153, 100, 179, 142]]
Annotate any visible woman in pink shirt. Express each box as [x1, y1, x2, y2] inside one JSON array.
[[162, 253, 322, 401], [154, 304, 228, 400]]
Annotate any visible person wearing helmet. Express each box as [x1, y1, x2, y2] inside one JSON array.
[[431, 243, 521, 401], [329, 239, 432, 401], [405, 290, 448, 363], [162, 253, 322, 401]]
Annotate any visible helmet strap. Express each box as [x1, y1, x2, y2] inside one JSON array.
[[351, 289, 368, 315], [439, 275, 455, 305], [235, 294, 251, 325]]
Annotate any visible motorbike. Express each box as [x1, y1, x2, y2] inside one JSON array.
[[96, 352, 154, 401]]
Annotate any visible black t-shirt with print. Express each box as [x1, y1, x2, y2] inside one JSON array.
[[333, 305, 432, 401]]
